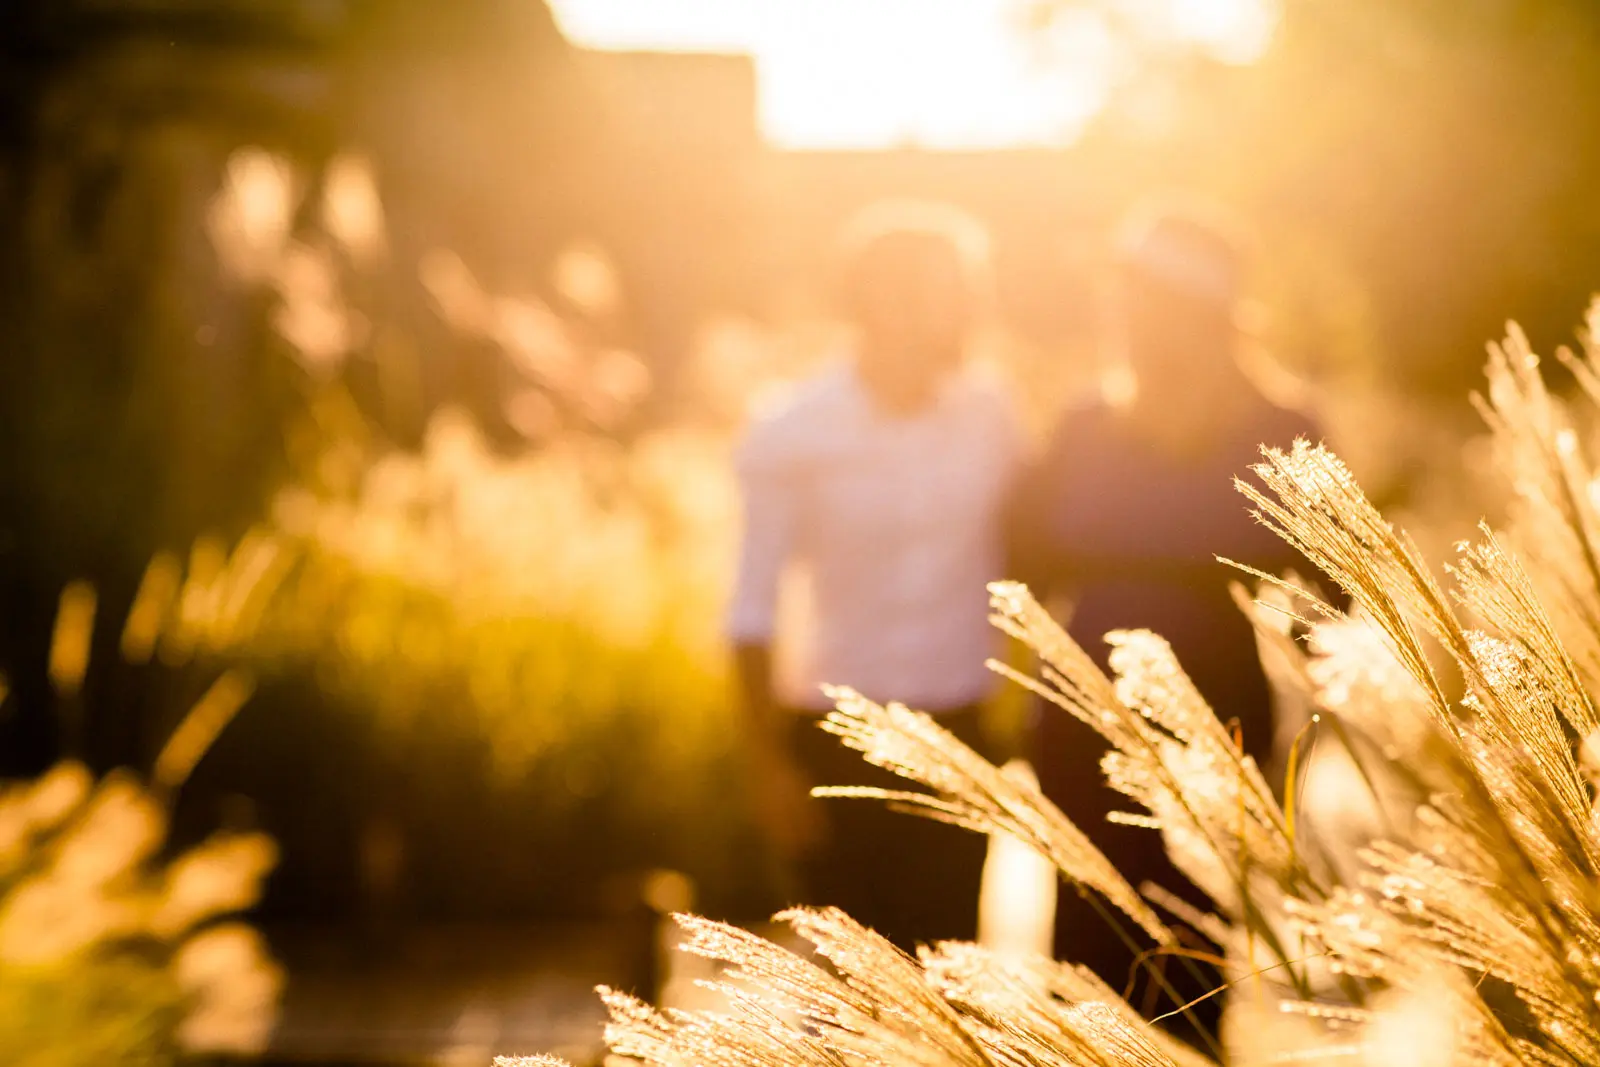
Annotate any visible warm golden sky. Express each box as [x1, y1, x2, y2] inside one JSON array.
[[549, 0, 1276, 149]]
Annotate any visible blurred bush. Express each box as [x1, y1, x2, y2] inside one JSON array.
[[255, 406, 737, 790], [140, 389, 767, 916], [0, 760, 280, 1065]]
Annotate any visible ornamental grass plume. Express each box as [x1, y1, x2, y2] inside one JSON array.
[[0, 589, 280, 1066], [510, 303, 1600, 1067], [0, 764, 281, 1065]]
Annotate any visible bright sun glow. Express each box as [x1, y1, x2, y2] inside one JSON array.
[[549, 0, 1276, 149]]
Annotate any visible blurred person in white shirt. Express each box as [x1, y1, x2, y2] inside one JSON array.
[[725, 201, 1023, 950]]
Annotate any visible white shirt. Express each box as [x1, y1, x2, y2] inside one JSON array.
[[726, 360, 1023, 712]]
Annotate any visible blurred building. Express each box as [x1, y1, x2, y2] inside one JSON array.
[[574, 49, 764, 387]]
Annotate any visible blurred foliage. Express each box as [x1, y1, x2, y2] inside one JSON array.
[[0, 761, 280, 1066], [129, 385, 749, 899], [0, 0, 757, 912], [0, 0, 593, 580], [247, 402, 736, 790], [110, 390, 772, 917]]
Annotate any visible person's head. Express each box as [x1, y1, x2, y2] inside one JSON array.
[[835, 200, 991, 412], [1110, 201, 1247, 402]]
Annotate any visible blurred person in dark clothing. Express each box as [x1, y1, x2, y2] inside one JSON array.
[[726, 202, 1023, 951], [1007, 203, 1319, 1030]]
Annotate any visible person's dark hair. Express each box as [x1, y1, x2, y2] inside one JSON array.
[[1114, 200, 1247, 311], [833, 199, 992, 318]]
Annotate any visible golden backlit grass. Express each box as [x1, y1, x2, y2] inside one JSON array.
[[516, 307, 1600, 1067]]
